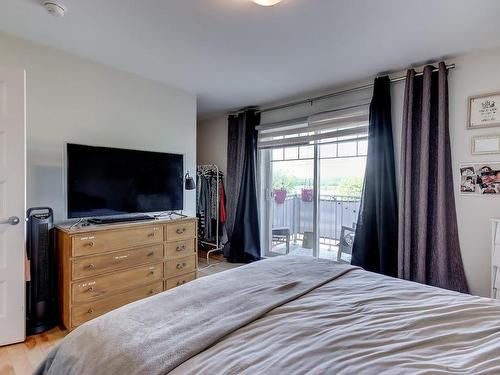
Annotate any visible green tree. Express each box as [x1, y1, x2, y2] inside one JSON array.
[[337, 177, 363, 197], [272, 170, 302, 192]]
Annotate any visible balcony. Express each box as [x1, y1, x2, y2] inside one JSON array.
[[270, 193, 360, 263]]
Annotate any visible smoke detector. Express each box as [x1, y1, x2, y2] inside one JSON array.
[[41, 1, 67, 17]]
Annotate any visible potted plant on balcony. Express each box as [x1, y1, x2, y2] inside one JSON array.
[[301, 179, 313, 202], [301, 188, 313, 202], [274, 187, 287, 204]]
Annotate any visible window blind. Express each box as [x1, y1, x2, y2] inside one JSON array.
[[256, 104, 369, 150]]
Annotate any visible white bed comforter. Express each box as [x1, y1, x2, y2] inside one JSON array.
[[173, 265, 500, 375], [36, 255, 500, 374]]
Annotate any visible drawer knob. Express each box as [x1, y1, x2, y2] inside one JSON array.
[[149, 289, 154, 295], [88, 308, 94, 314], [176, 245, 186, 252], [176, 262, 186, 270], [86, 241, 95, 247], [149, 270, 155, 275], [148, 232, 155, 238], [88, 263, 96, 270], [88, 286, 95, 292], [176, 280, 187, 286], [176, 228, 186, 234], [147, 251, 155, 257]]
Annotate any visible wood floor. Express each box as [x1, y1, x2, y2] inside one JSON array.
[[0, 253, 243, 375], [0, 327, 66, 375], [197, 249, 244, 276]]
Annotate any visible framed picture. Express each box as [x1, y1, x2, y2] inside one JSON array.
[[459, 162, 500, 195], [471, 135, 500, 155], [467, 92, 500, 129], [460, 165, 476, 194]]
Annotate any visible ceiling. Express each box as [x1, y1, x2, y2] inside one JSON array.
[[1, 0, 500, 116]]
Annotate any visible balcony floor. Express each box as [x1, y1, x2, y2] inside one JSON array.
[[271, 242, 352, 263]]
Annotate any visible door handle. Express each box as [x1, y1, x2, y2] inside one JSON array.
[[0, 216, 20, 225]]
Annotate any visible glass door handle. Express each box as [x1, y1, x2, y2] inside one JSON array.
[[266, 188, 274, 200], [0, 216, 20, 225]]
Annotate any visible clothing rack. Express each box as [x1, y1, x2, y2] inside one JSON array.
[[197, 164, 224, 269]]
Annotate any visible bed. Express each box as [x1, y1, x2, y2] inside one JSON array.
[[36, 255, 500, 374]]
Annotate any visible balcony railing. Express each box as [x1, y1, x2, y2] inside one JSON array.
[[272, 194, 361, 242]]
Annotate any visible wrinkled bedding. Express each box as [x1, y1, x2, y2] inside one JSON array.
[[35, 256, 356, 375], [35, 255, 500, 374], [172, 268, 500, 374]]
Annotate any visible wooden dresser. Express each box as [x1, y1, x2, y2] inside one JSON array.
[[56, 216, 198, 330]]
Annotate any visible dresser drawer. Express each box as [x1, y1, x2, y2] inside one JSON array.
[[165, 254, 196, 277], [165, 221, 196, 242], [165, 239, 196, 259], [72, 226, 163, 257], [165, 272, 196, 290], [72, 263, 163, 303], [72, 244, 164, 280], [71, 281, 163, 327]]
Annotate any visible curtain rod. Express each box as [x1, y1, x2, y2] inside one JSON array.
[[228, 63, 455, 116]]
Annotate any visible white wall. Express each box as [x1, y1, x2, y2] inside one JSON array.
[[197, 115, 228, 175], [197, 46, 500, 297], [441, 49, 500, 297], [0, 32, 197, 221]]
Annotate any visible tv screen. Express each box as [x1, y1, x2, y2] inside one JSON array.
[[67, 144, 183, 218]]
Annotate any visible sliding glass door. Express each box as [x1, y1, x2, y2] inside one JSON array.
[[261, 146, 315, 257], [317, 141, 366, 262], [258, 107, 368, 262]]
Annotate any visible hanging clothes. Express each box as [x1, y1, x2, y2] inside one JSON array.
[[198, 175, 212, 241], [196, 165, 227, 244], [210, 177, 218, 219], [220, 183, 227, 224]]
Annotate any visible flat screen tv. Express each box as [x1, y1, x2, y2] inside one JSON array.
[[67, 143, 183, 218]]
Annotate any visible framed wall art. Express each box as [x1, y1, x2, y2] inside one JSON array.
[[467, 92, 500, 129], [459, 162, 500, 195], [471, 135, 500, 155]]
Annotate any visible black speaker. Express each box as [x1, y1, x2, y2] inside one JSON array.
[[26, 207, 58, 335]]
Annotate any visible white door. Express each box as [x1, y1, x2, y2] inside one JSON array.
[[0, 68, 26, 345]]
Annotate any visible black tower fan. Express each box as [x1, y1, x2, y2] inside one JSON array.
[[26, 207, 58, 335]]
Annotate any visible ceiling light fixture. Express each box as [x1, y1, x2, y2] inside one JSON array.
[[252, 0, 283, 6]]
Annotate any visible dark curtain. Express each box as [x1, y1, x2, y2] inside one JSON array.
[[398, 62, 468, 293], [351, 76, 398, 277], [224, 109, 261, 263]]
